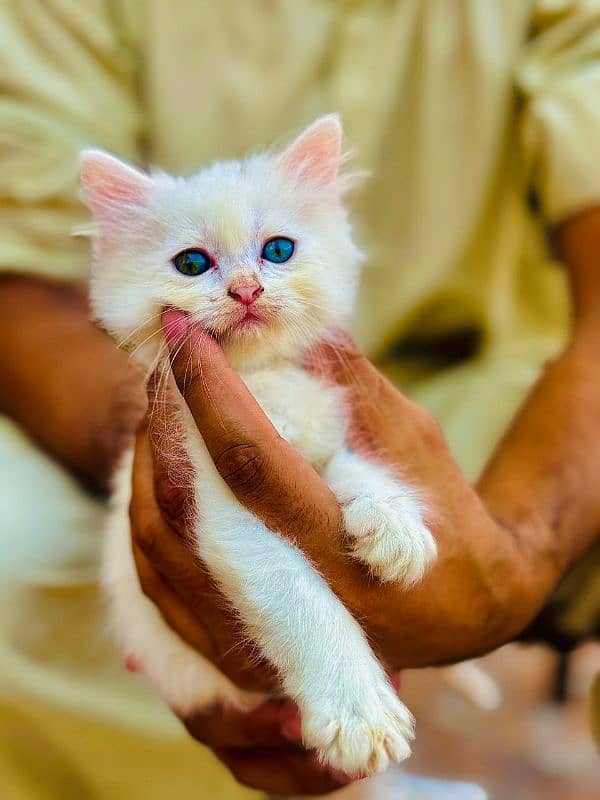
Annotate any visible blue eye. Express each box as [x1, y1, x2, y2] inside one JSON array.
[[261, 237, 295, 264], [172, 249, 212, 276]]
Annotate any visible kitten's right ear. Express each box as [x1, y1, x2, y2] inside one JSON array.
[[278, 114, 343, 187], [80, 150, 152, 224]]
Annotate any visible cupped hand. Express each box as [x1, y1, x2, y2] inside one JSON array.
[[129, 381, 350, 795], [185, 703, 351, 795], [133, 311, 555, 678], [132, 282, 600, 791]]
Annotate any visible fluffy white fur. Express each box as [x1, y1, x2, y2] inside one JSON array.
[[83, 116, 439, 779]]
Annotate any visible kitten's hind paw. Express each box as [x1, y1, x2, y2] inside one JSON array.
[[343, 492, 437, 585]]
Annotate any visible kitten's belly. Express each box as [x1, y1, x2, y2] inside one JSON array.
[[241, 365, 346, 469]]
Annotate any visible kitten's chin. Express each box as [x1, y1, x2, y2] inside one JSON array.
[[218, 316, 321, 371]]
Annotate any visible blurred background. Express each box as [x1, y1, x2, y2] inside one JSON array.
[[404, 643, 600, 799], [1, 2, 599, 798]]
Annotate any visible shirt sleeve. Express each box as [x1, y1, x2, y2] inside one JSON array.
[[0, 1, 144, 280], [517, 0, 600, 222]]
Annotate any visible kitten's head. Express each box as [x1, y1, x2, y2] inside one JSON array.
[[81, 115, 362, 369]]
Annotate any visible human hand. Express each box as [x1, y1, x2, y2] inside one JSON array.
[[135, 205, 600, 784], [134, 311, 558, 676], [183, 702, 352, 795]]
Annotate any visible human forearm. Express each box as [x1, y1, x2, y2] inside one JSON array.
[[0, 274, 144, 492], [477, 207, 600, 595], [478, 335, 600, 576], [142, 228, 600, 671], [126, 209, 600, 683]]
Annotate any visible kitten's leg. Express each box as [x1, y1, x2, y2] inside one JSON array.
[[323, 448, 436, 585], [102, 451, 262, 716], [196, 499, 414, 776]]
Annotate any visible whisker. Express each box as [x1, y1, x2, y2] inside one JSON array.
[[128, 326, 165, 361], [116, 311, 163, 350]]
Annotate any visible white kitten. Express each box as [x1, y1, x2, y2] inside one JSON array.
[[82, 116, 437, 778]]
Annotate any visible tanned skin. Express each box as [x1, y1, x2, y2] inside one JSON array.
[[1, 208, 599, 795]]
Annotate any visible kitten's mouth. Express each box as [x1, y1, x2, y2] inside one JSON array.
[[240, 310, 261, 324], [212, 304, 278, 343], [231, 307, 266, 330]]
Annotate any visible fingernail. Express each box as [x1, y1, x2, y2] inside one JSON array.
[[162, 308, 190, 348]]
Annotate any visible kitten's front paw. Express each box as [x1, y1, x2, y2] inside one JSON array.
[[302, 682, 414, 776], [343, 492, 436, 585]]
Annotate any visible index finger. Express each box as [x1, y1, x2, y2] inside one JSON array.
[[131, 422, 279, 691], [145, 371, 196, 539], [161, 309, 344, 558]]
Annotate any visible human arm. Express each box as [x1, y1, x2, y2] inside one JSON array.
[[134, 0, 600, 667], [0, 275, 145, 492], [477, 205, 600, 582], [0, 3, 147, 488], [134, 206, 600, 675], [124, 208, 600, 795]]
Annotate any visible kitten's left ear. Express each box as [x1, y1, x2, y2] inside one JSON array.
[[278, 114, 343, 186], [80, 150, 153, 224]]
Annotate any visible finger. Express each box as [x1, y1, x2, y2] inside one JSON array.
[[132, 540, 217, 660], [305, 330, 413, 410], [305, 331, 424, 456], [145, 373, 195, 538], [130, 427, 220, 658], [215, 746, 351, 795], [161, 310, 379, 624], [133, 538, 275, 691], [303, 328, 375, 389], [130, 424, 204, 581], [131, 427, 277, 691], [184, 700, 301, 749], [161, 309, 344, 557]]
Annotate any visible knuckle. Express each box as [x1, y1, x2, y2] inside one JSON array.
[[214, 442, 267, 492], [134, 519, 159, 558], [155, 473, 193, 527]]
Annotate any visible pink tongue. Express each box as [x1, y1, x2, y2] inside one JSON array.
[[162, 308, 190, 346]]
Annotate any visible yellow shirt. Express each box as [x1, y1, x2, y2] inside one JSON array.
[[0, 1, 599, 797]]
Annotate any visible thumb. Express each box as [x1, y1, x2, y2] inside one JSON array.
[[303, 329, 376, 390], [304, 330, 417, 448]]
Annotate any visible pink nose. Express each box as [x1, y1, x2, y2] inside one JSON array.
[[228, 281, 264, 306]]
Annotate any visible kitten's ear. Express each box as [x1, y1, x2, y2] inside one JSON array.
[[80, 150, 152, 224], [278, 114, 343, 186]]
